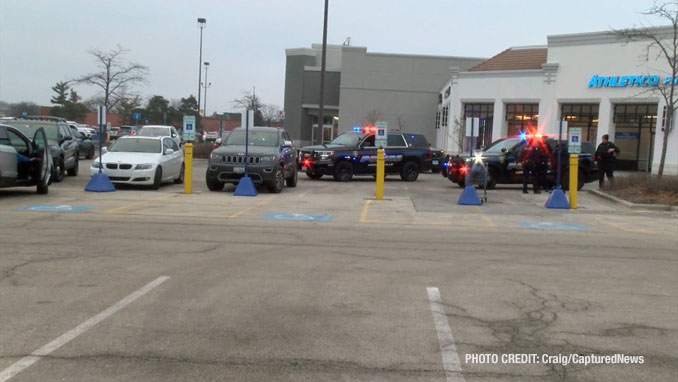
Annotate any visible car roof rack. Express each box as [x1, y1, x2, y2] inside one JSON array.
[[20, 116, 68, 122]]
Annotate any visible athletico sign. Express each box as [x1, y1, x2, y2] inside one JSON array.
[[588, 74, 678, 88]]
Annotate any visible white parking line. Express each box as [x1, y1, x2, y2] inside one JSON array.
[[0, 276, 170, 382], [427, 287, 466, 382]]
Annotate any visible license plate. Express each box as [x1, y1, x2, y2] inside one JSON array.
[[432, 160, 439, 165], [233, 166, 245, 174], [301, 166, 308, 171]]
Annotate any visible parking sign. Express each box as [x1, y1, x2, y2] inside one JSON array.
[[568, 127, 582, 154], [183, 115, 196, 141], [375, 121, 388, 148]]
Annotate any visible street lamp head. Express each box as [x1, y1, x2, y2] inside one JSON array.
[[204, 62, 210, 67], [197, 18, 206, 27]]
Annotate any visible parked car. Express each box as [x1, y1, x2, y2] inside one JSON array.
[[298, 130, 434, 181], [0, 124, 52, 194], [206, 127, 297, 193], [119, 126, 137, 138], [430, 148, 445, 173], [138, 125, 181, 147], [205, 131, 219, 141], [91, 136, 184, 189], [109, 126, 121, 140], [4, 117, 79, 182], [446, 135, 598, 190], [69, 125, 95, 159]]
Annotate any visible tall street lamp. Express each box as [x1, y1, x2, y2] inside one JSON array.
[[317, 0, 329, 144], [202, 62, 212, 116], [197, 18, 206, 115]]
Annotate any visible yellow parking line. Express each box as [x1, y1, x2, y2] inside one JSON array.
[[228, 196, 274, 218], [104, 194, 175, 214], [596, 217, 651, 234], [360, 200, 372, 223], [475, 206, 496, 227]]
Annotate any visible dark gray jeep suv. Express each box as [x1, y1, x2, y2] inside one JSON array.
[[206, 127, 298, 193]]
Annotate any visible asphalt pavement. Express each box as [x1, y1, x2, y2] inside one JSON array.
[[0, 159, 676, 381]]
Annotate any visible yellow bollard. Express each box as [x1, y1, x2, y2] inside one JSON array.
[[376, 148, 385, 200], [184, 143, 193, 194], [569, 154, 578, 209]]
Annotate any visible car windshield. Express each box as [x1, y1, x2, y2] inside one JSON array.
[[6, 123, 59, 141], [108, 138, 161, 153], [330, 133, 362, 146], [224, 130, 279, 147], [484, 138, 520, 154], [139, 127, 169, 137]]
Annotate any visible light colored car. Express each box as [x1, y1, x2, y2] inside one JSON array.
[[138, 125, 181, 147], [90, 136, 184, 189]]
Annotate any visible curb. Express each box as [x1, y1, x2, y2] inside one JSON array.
[[588, 189, 678, 211]]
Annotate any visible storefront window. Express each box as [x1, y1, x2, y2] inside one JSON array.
[[506, 103, 539, 136], [464, 103, 494, 150], [612, 103, 657, 171], [561, 104, 599, 144]]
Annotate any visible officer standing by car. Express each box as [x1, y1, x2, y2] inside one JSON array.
[[533, 141, 548, 193], [596, 134, 620, 188], [520, 139, 536, 194]]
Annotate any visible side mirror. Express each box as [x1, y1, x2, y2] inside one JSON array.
[[164, 148, 174, 155], [283, 140, 293, 148], [501, 148, 507, 153], [215, 138, 222, 145], [171, 133, 177, 138], [102, 147, 108, 154]]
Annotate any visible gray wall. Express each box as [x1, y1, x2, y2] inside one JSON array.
[[283, 50, 316, 142], [338, 47, 484, 143]]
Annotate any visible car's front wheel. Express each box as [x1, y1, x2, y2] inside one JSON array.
[[267, 165, 285, 193], [400, 161, 419, 182], [206, 176, 224, 191], [174, 163, 185, 184], [152, 166, 162, 190], [67, 155, 79, 176], [333, 161, 353, 182], [86, 146, 94, 159], [53, 159, 65, 182]]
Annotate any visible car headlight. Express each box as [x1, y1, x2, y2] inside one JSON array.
[[135, 164, 154, 170], [91, 161, 101, 169], [259, 155, 276, 162], [318, 150, 334, 160], [210, 152, 221, 160]]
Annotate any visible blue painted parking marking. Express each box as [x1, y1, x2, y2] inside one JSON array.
[[14, 204, 94, 212], [264, 213, 333, 222], [520, 221, 589, 231]]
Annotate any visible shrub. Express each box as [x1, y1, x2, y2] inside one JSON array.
[[604, 173, 678, 205], [191, 142, 216, 159]]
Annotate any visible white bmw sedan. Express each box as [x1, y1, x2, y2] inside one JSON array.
[[90, 136, 184, 189]]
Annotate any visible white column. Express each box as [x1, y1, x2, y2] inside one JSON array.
[[492, 99, 504, 142]]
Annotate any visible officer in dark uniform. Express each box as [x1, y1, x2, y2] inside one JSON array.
[[520, 139, 535, 194], [596, 134, 620, 187], [533, 141, 548, 194]]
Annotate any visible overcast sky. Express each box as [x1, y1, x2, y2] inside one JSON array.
[[0, 0, 667, 115]]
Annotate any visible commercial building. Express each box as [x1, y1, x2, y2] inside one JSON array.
[[437, 27, 678, 175], [284, 44, 484, 146]]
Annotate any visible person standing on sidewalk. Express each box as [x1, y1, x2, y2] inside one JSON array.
[[596, 134, 620, 188]]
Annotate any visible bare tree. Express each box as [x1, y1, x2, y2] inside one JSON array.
[[74, 45, 148, 113], [451, 117, 466, 153], [395, 115, 407, 131], [232, 91, 264, 125], [363, 109, 383, 126], [615, 1, 678, 177], [261, 104, 282, 126]]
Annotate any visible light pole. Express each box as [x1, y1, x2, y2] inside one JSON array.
[[197, 18, 206, 115], [202, 62, 212, 116], [317, 0, 329, 144]]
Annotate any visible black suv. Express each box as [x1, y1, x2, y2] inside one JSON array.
[[446, 136, 598, 190], [298, 131, 434, 181], [206, 127, 298, 193], [4, 117, 79, 182]]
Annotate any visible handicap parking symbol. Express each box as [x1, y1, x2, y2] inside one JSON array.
[[520, 221, 588, 231], [15, 204, 93, 212], [264, 213, 333, 222]]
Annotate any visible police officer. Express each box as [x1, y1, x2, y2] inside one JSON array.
[[533, 142, 548, 194], [596, 134, 620, 187], [520, 139, 536, 194]]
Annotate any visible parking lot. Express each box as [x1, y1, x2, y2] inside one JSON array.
[[1, 158, 677, 381]]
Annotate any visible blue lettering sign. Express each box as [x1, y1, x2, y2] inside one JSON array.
[[588, 74, 675, 88]]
